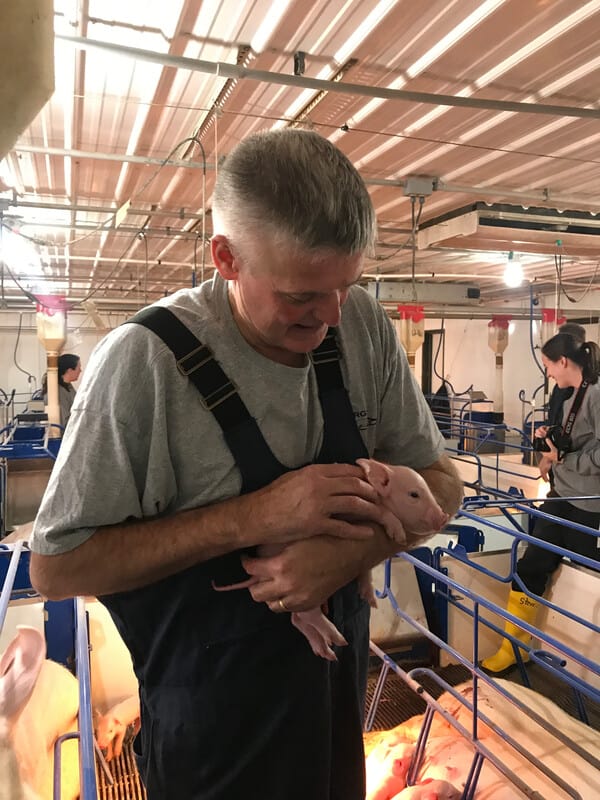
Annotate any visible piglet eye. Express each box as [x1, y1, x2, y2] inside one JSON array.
[[409, 491, 420, 498]]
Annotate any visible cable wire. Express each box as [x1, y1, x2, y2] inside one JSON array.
[[554, 251, 600, 304], [14, 313, 37, 388]]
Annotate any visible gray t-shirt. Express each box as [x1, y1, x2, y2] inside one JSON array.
[[59, 384, 76, 428], [553, 381, 600, 512], [31, 275, 444, 555], [43, 384, 76, 427]]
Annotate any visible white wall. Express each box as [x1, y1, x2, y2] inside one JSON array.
[[0, 306, 598, 430], [0, 310, 128, 414]]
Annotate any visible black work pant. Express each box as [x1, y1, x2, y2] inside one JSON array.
[[515, 498, 600, 596], [132, 582, 370, 800]]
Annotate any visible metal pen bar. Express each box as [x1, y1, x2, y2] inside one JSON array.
[[75, 596, 98, 800], [368, 645, 581, 799], [0, 541, 24, 632], [456, 508, 600, 573], [374, 550, 600, 693], [410, 548, 600, 679]]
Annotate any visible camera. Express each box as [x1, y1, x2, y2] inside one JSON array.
[[533, 425, 572, 456]]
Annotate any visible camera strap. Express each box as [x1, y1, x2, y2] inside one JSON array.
[[562, 380, 589, 437]]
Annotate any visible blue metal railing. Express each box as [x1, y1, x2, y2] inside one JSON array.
[[0, 544, 98, 799], [367, 490, 600, 799]]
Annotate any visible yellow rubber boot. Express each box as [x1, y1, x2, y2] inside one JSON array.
[[481, 590, 539, 674]]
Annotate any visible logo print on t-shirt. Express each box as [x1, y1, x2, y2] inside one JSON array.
[[354, 409, 377, 430]]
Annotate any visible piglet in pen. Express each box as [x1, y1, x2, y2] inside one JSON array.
[[0, 626, 80, 800], [95, 693, 140, 761], [392, 779, 462, 799], [214, 458, 449, 660], [365, 678, 600, 799]]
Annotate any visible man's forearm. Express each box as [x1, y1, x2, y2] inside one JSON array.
[[29, 493, 258, 601], [245, 526, 398, 611], [418, 453, 463, 518], [30, 461, 389, 601]]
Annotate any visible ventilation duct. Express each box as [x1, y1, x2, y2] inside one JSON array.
[[366, 281, 480, 305], [0, 1, 54, 160], [417, 203, 600, 258]]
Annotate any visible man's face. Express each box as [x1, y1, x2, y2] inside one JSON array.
[[212, 234, 364, 365]]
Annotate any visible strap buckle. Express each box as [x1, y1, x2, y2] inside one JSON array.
[[176, 344, 213, 376], [176, 346, 238, 410], [200, 381, 238, 411]]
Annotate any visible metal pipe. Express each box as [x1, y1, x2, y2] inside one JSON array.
[[367, 273, 598, 287], [14, 143, 211, 170], [364, 272, 497, 279], [10, 272, 187, 285], [31, 254, 191, 266], [438, 181, 600, 211], [14, 220, 205, 238], [56, 35, 600, 120], [9, 198, 208, 220], [9, 163, 597, 215]]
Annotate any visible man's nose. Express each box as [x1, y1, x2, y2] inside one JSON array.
[[315, 291, 343, 326]]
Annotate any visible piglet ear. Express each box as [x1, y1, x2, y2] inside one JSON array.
[[356, 458, 391, 495], [0, 626, 46, 718]]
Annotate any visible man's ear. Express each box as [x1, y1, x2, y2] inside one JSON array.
[[211, 235, 238, 281]]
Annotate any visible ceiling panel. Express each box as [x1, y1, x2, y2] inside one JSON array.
[[1, 0, 599, 315]]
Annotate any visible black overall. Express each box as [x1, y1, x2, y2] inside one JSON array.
[[100, 309, 371, 800]]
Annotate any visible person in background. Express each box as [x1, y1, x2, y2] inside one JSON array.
[[546, 322, 586, 429], [539, 322, 586, 493], [41, 353, 82, 428], [28, 129, 462, 800], [482, 332, 600, 675]]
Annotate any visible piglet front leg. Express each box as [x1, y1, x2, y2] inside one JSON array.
[[96, 694, 140, 761], [290, 608, 348, 661], [358, 570, 378, 608]]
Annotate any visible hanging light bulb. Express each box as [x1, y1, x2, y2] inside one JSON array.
[[503, 251, 523, 288]]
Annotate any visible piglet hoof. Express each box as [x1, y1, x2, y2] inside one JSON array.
[[291, 610, 348, 661], [358, 574, 377, 608]]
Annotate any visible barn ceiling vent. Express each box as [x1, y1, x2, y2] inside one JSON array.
[[417, 202, 600, 256]]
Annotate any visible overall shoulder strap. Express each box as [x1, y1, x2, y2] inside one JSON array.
[[311, 328, 368, 463], [128, 306, 284, 490]]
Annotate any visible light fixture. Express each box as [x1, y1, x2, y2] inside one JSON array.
[[503, 251, 523, 288]]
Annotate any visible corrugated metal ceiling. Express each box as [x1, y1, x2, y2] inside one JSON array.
[[1, 0, 599, 313]]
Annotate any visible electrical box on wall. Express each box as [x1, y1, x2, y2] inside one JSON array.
[[366, 281, 481, 304]]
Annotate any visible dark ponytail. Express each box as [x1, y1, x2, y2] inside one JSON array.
[[580, 341, 600, 384]]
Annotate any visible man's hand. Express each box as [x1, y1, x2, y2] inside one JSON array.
[[248, 463, 388, 546], [242, 530, 394, 612]]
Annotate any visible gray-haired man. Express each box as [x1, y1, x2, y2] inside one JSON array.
[[30, 129, 461, 799]]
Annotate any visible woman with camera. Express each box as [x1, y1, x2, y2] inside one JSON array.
[[482, 331, 600, 675]]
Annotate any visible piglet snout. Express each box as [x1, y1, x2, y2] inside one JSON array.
[[423, 507, 449, 534]]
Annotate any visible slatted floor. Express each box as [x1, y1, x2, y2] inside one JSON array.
[[94, 661, 599, 799], [364, 660, 600, 732], [365, 662, 472, 730], [96, 743, 146, 800]]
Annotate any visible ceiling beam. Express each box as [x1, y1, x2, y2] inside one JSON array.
[[57, 35, 600, 120], [13, 144, 210, 170]]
